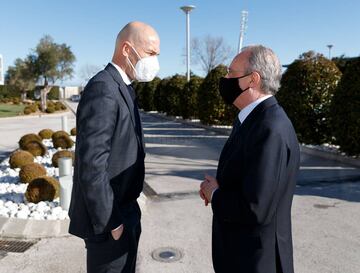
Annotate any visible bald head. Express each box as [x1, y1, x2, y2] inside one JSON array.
[[112, 21, 160, 80], [115, 21, 159, 49]]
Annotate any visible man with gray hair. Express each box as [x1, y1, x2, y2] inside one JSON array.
[[200, 45, 300, 273]]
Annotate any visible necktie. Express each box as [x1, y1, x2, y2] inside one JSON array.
[[127, 84, 144, 152]]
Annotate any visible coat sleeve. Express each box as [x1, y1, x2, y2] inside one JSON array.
[[76, 81, 122, 234], [212, 126, 288, 226]]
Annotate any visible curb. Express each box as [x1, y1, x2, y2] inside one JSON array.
[[0, 217, 70, 239], [300, 146, 360, 168], [143, 111, 232, 136], [143, 111, 360, 168], [0, 193, 148, 239]]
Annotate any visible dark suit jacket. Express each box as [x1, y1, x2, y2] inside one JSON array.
[[211, 97, 300, 273], [68, 63, 145, 239]]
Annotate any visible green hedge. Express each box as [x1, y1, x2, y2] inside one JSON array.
[[330, 57, 360, 155], [180, 76, 203, 119], [277, 51, 342, 144], [0, 85, 60, 100], [198, 65, 237, 125]]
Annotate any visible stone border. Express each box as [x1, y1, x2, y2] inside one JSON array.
[[0, 193, 147, 239], [144, 111, 360, 168]]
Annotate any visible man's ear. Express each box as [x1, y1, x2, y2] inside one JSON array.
[[250, 71, 261, 87], [122, 42, 130, 57]]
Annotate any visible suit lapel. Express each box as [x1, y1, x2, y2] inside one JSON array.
[[105, 63, 137, 129], [239, 96, 278, 133], [104, 63, 143, 149], [216, 97, 279, 181]]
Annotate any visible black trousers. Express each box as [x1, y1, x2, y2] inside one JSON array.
[[85, 203, 141, 273]]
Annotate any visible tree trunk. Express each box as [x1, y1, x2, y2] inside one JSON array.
[[21, 92, 27, 101], [40, 85, 53, 112]]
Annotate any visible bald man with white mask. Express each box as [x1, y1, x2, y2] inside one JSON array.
[[69, 21, 160, 273]]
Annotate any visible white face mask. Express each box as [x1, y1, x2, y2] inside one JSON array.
[[127, 45, 160, 82]]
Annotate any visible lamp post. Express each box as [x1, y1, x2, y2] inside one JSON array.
[[180, 5, 195, 82], [327, 44, 333, 59]]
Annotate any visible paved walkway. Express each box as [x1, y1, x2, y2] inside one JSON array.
[[0, 108, 359, 273]]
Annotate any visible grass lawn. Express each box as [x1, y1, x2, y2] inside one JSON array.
[[0, 103, 25, 118]]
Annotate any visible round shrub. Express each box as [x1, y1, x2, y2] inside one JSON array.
[[166, 74, 187, 116], [277, 51, 342, 144], [46, 106, 55, 113], [330, 57, 360, 155], [70, 127, 76, 136], [53, 135, 74, 149], [198, 65, 238, 125], [19, 163, 47, 184], [19, 134, 43, 150], [38, 129, 54, 139], [29, 104, 38, 113], [9, 150, 34, 169], [24, 107, 32, 115], [23, 140, 47, 156], [25, 176, 60, 203], [47, 101, 55, 108], [52, 130, 70, 139], [52, 150, 75, 167]]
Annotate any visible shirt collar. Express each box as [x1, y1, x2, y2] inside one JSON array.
[[110, 62, 132, 85], [238, 95, 273, 123]]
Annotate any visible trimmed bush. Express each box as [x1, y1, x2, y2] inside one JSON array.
[[52, 130, 73, 149], [25, 176, 60, 203], [181, 76, 203, 119], [154, 78, 171, 113], [137, 77, 161, 111], [9, 150, 34, 169], [23, 140, 47, 156], [38, 129, 54, 139], [29, 104, 38, 113], [198, 65, 238, 125], [52, 131, 70, 139], [276, 51, 342, 144], [24, 107, 32, 115], [165, 75, 187, 116], [19, 134, 42, 150], [46, 106, 55, 113], [19, 163, 47, 184], [70, 127, 76, 136], [52, 150, 75, 167], [330, 57, 360, 155]]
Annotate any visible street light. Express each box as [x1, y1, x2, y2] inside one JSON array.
[[180, 5, 195, 82], [327, 44, 333, 59]]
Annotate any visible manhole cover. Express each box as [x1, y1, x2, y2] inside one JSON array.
[[0, 240, 37, 253], [151, 247, 183, 263]]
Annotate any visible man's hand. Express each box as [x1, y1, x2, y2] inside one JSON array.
[[199, 174, 219, 206], [111, 224, 124, 240]]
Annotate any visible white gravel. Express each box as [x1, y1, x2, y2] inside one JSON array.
[[0, 136, 76, 220]]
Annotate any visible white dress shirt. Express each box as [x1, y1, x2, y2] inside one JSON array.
[[110, 62, 132, 85], [238, 95, 273, 124]]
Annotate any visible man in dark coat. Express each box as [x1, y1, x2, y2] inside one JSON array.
[[200, 45, 300, 273], [68, 21, 160, 273]]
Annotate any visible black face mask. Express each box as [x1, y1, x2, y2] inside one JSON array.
[[219, 73, 251, 105]]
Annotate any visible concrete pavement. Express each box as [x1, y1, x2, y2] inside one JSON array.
[[0, 105, 359, 273]]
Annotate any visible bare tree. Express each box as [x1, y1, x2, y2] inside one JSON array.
[[79, 64, 101, 85], [191, 35, 233, 74]]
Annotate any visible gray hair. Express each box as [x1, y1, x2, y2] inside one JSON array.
[[242, 45, 282, 95]]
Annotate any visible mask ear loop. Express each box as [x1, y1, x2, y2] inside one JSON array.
[[125, 42, 141, 77]]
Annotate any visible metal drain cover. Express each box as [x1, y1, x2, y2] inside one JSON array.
[[152, 247, 183, 263], [0, 240, 37, 253]]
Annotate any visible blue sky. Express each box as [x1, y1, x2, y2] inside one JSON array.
[[1, 0, 359, 85]]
